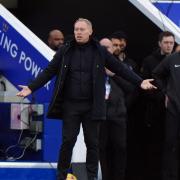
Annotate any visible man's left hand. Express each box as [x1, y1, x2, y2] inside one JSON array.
[[140, 79, 157, 90]]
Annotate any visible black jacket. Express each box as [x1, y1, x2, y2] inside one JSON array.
[[113, 56, 139, 109], [28, 38, 142, 120], [153, 52, 180, 113], [141, 49, 166, 126], [106, 76, 127, 121], [141, 49, 167, 101], [141, 49, 166, 79]]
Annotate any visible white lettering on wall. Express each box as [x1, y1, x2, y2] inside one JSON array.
[[32, 61, 41, 78], [0, 29, 51, 91], [10, 43, 18, 58], [0, 30, 18, 58], [19, 50, 26, 63], [3, 36, 11, 51], [24, 57, 32, 71], [18, 51, 51, 90], [44, 81, 51, 91], [0, 30, 4, 45]]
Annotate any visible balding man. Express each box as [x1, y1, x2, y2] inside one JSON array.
[[17, 18, 156, 180], [48, 29, 64, 51], [99, 38, 128, 180]]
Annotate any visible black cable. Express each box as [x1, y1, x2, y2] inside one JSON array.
[[5, 101, 39, 160], [5, 129, 24, 159], [0, 81, 6, 91], [13, 132, 38, 160], [6, 132, 38, 160]]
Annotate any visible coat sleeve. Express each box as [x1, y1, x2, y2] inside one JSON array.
[[28, 48, 63, 92], [152, 56, 170, 78], [112, 75, 136, 94], [152, 56, 170, 91], [104, 49, 143, 86], [141, 57, 152, 79]]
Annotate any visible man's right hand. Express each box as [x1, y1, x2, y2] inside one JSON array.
[[165, 95, 169, 108], [105, 68, 115, 77], [140, 79, 157, 90], [16, 85, 32, 97]]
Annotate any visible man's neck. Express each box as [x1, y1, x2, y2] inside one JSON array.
[[160, 50, 170, 56], [118, 52, 126, 61]]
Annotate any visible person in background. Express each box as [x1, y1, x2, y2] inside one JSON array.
[[48, 29, 64, 51], [99, 38, 127, 180], [110, 31, 139, 73], [109, 31, 142, 180], [16, 18, 156, 180], [152, 51, 180, 180], [109, 31, 139, 112], [141, 31, 175, 180], [175, 44, 180, 52]]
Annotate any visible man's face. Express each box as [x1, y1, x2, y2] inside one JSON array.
[[48, 31, 64, 50], [159, 36, 175, 55], [111, 38, 127, 56], [74, 21, 92, 44]]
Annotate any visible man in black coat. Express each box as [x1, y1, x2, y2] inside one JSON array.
[[99, 38, 128, 180], [109, 31, 139, 108], [153, 52, 180, 180], [109, 31, 141, 180], [17, 18, 156, 180], [141, 31, 175, 180]]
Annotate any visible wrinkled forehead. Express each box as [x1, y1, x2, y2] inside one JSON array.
[[111, 38, 126, 43], [160, 35, 175, 42], [74, 20, 92, 31]]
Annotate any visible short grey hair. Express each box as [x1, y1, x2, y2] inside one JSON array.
[[74, 18, 93, 31]]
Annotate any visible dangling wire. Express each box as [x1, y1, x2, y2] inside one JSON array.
[[0, 81, 6, 91]]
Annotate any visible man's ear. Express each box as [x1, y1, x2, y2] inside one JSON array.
[[158, 41, 161, 48], [89, 29, 93, 36], [48, 38, 51, 45]]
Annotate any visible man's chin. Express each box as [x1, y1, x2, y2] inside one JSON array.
[[114, 51, 121, 56], [165, 51, 172, 55], [76, 39, 82, 42], [76, 40, 88, 44]]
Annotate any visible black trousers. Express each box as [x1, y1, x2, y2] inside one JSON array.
[[99, 117, 127, 180], [162, 101, 180, 180], [57, 100, 99, 180]]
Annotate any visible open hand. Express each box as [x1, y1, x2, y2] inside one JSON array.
[[140, 79, 157, 90], [105, 68, 115, 77], [16, 85, 32, 97]]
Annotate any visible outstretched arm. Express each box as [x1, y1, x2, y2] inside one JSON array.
[[16, 46, 65, 98], [104, 48, 157, 90]]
